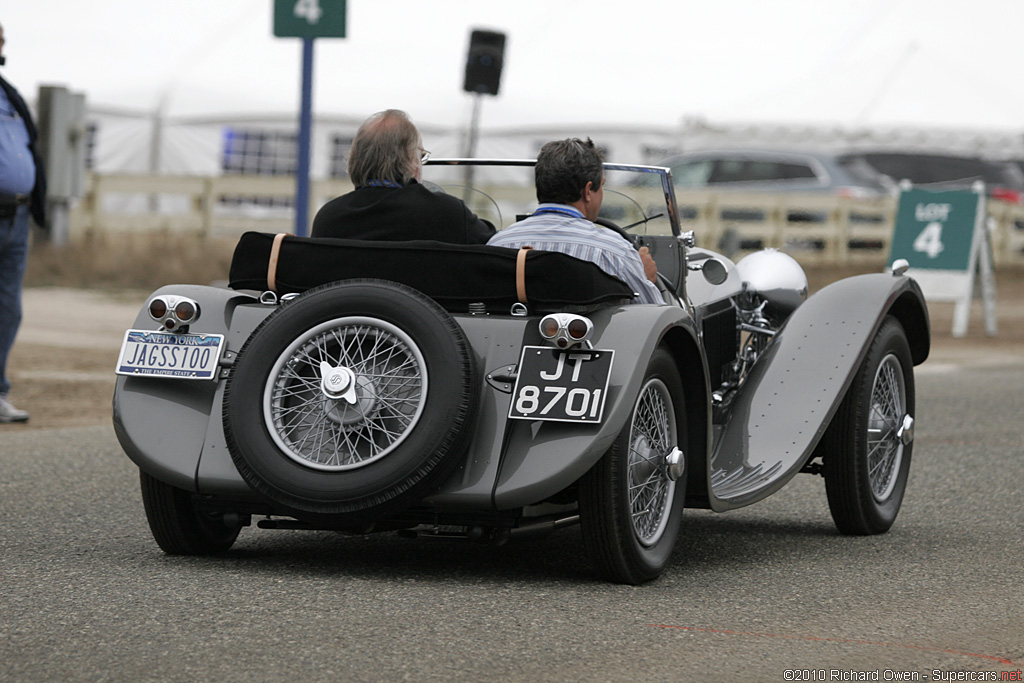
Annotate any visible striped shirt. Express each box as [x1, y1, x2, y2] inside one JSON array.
[[487, 204, 664, 305]]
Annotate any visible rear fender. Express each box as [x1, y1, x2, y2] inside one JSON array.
[[708, 273, 930, 511], [112, 285, 267, 492], [479, 305, 702, 510]]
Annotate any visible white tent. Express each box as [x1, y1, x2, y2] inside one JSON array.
[[5, 0, 1024, 177]]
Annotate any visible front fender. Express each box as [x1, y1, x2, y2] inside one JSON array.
[[708, 272, 930, 511]]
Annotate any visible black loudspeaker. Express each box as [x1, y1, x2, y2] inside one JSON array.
[[463, 30, 506, 96]]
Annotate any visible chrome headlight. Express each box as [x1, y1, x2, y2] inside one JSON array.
[[734, 249, 808, 318], [538, 313, 593, 349], [148, 295, 201, 331]]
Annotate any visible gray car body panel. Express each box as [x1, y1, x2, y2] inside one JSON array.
[[111, 272, 929, 517], [480, 304, 701, 510], [706, 272, 929, 510], [113, 289, 704, 511], [113, 285, 268, 494], [111, 159, 931, 529]]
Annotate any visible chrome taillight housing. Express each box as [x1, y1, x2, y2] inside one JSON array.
[[148, 295, 201, 331], [538, 313, 593, 349]]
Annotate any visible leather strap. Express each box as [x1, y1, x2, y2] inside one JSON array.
[[515, 246, 533, 304], [268, 232, 287, 292]]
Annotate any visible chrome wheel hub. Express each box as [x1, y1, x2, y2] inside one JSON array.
[[319, 361, 358, 403]]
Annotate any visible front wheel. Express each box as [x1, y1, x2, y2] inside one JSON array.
[[579, 348, 687, 584], [823, 316, 915, 535], [140, 472, 240, 554]]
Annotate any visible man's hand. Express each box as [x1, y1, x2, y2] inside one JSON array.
[[639, 246, 658, 283]]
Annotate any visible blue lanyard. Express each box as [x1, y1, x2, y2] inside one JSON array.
[[357, 179, 402, 189], [533, 205, 584, 219]]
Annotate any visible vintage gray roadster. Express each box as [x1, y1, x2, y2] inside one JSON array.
[[112, 159, 930, 584]]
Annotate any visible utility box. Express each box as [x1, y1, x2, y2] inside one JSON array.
[[35, 85, 87, 243], [36, 85, 87, 200]]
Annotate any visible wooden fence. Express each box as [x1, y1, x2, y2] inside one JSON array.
[[69, 173, 1024, 268]]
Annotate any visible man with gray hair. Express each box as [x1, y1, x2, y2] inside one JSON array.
[[312, 109, 494, 243], [487, 138, 662, 305], [0, 21, 47, 423]]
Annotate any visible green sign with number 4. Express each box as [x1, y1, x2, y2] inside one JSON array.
[[274, 0, 346, 38], [889, 188, 981, 271], [889, 185, 997, 337]]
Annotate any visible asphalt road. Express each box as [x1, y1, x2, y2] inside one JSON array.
[[1, 364, 1022, 682]]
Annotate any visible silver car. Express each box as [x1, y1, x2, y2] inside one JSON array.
[[658, 148, 887, 198], [113, 159, 930, 584]]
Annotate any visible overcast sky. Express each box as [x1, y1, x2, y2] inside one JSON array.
[[3, 0, 1023, 132]]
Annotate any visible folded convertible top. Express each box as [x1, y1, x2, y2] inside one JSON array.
[[228, 231, 636, 312]]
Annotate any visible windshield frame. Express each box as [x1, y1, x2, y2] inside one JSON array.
[[423, 158, 681, 237]]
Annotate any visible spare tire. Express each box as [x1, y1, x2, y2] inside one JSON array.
[[223, 279, 479, 522]]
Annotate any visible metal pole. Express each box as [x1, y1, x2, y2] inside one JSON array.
[[463, 93, 482, 199], [295, 37, 315, 236]]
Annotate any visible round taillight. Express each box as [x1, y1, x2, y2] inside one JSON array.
[[539, 316, 560, 339], [149, 298, 167, 320], [174, 300, 197, 324], [567, 318, 589, 340]]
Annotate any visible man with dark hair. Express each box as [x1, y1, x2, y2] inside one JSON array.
[[311, 109, 494, 243], [487, 138, 662, 304], [0, 21, 47, 423]]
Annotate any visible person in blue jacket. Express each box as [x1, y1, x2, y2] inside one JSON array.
[[0, 21, 47, 423]]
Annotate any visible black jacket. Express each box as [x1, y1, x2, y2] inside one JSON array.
[[311, 180, 494, 244], [0, 73, 46, 227]]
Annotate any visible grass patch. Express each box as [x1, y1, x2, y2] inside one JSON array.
[[26, 231, 236, 290]]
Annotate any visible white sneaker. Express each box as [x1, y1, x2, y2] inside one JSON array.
[[0, 395, 30, 423]]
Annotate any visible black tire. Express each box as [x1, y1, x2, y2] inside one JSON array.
[[223, 279, 478, 522], [579, 348, 687, 584], [823, 316, 915, 535], [140, 471, 240, 554]]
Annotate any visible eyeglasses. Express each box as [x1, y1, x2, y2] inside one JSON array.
[[420, 149, 431, 163]]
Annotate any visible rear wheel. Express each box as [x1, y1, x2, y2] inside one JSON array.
[[579, 348, 687, 584], [823, 316, 915, 534], [140, 471, 240, 554]]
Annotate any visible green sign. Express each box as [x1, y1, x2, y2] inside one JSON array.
[[889, 188, 981, 271], [274, 0, 346, 38]]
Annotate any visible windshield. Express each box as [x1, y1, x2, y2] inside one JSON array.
[[421, 160, 678, 237]]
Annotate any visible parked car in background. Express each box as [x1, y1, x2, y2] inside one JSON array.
[[655, 148, 887, 198], [836, 151, 1024, 204], [647, 148, 889, 252]]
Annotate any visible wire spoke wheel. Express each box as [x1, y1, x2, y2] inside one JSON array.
[[265, 317, 427, 472], [867, 353, 906, 502], [824, 316, 915, 535], [580, 348, 686, 584], [224, 280, 478, 521], [627, 378, 676, 546]]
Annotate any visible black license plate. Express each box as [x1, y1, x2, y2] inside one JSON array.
[[508, 346, 613, 423]]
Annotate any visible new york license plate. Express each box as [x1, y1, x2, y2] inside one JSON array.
[[116, 329, 225, 380], [509, 346, 613, 423]]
